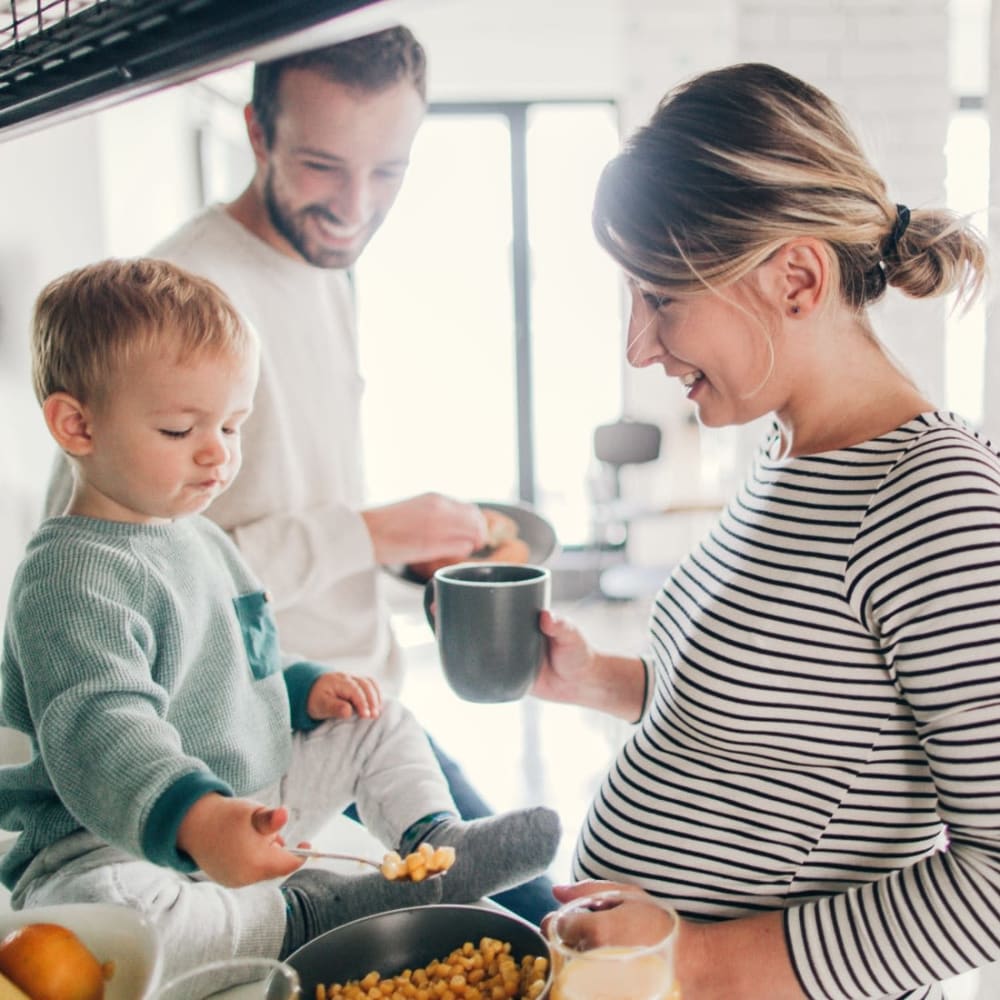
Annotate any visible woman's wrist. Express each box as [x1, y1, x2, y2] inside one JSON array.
[[575, 652, 647, 721], [676, 911, 806, 1000]]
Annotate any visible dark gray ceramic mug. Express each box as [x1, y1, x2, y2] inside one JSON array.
[[423, 563, 551, 703]]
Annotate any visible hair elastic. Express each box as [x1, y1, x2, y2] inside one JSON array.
[[882, 203, 911, 262]]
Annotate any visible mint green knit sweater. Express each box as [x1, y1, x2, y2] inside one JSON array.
[[0, 515, 326, 889]]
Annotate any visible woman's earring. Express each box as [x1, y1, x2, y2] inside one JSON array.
[[790, 304, 800, 315]]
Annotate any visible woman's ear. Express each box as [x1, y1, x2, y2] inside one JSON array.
[[42, 392, 94, 457], [769, 238, 828, 319]]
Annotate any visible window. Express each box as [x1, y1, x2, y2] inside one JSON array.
[[944, 0, 989, 425], [356, 112, 519, 505], [356, 101, 622, 546], [944, 108, 987, 425]]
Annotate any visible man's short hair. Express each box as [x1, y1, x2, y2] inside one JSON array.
[[31, 257, 255, 407], [251, 25, 427, 147]]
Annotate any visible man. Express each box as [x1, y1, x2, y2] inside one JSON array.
[[48, 26, 555, 922]]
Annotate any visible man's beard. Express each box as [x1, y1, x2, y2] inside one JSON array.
[[263, 170, 364, 269]]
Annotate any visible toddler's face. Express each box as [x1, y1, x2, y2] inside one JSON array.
[[72, 346, 258, 523]]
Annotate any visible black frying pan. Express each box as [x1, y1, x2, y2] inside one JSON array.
[[286, 903, 551, 996]]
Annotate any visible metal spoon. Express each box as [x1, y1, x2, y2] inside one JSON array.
[[287, 847, 448, 880], [287, 847, 382, 869]]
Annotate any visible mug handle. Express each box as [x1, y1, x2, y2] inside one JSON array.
[[422, 579, 436, 631]]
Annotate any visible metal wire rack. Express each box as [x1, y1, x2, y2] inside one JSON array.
[[2, 1, 83, 49], [1, 1, 100, 48], [0, 0, 377, 138]]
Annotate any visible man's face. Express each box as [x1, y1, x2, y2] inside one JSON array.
[[253, 68, 425, 268]]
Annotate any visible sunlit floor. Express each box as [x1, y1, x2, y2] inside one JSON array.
[[384, 572, 992, 1000]]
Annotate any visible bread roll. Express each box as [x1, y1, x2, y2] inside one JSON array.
[[484, 509, 518, 546], [488, 537, 530, 563]]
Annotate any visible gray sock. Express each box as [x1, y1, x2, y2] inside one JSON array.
[[415, 807, 561, 906], [279, 867, 443, 958]]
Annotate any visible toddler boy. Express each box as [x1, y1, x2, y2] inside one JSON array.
[[0, 258, 559, 979]]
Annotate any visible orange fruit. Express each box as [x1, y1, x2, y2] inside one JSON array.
[[0, 972, 30, 999], [0, 923, 107, 1000]]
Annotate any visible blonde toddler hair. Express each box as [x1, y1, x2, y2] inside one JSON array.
[[31, 257, 256, 407]]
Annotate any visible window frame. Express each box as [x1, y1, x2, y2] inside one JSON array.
[[428, 98, 617, 507]]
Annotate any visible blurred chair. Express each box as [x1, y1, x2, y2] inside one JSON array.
[[589, 418, 726, 601], [594, 417, 662, 548], [590, 418, 667, 601], [593, 418, 663, 516]]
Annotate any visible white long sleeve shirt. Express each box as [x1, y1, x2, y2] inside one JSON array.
[[155, 206, 404, 692], [46, 206, 403, 693]]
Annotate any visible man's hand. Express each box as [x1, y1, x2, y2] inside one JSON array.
[[307, 671, 382, 721], [361, 493, 487, 567], [176, 793, 304, 887]]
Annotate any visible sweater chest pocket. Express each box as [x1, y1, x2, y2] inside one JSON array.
[[232, 591, 280, 680]]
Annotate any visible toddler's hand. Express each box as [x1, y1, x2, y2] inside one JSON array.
[[177, 793, 304, 887], [307, 671, 382, 721]]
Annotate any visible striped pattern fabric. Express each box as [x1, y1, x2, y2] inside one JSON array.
[[573, 412, 1000, 1000]]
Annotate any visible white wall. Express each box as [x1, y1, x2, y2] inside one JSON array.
[[407, 0, 627, 101], [97, 85, 206, 257], [0, 114, 108, 762], [0, 116, 107, 612]]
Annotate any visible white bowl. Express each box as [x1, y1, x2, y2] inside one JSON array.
[[0, 903, 163, 999]]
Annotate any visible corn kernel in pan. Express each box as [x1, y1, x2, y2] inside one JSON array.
[[316, 936, 548, 999]]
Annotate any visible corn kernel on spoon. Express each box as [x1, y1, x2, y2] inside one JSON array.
[[287, 846, 451, 881]]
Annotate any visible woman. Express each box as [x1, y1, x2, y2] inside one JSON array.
[[534, 62, 998, 1000]]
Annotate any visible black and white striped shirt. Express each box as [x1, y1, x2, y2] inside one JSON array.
[[573, 412, 1000, 1000]]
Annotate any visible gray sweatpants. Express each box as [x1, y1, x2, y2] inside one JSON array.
[[10, 699, 455, 980]]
